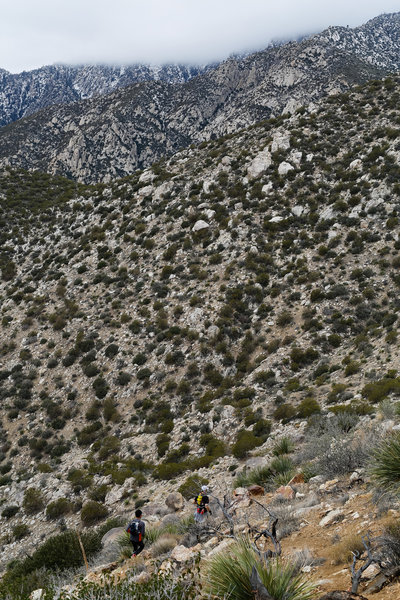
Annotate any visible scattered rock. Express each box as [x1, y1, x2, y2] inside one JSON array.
[[233, 487, 248, 497], [361, 563, 380, 579], [271, 132, 291, 153], [349, 159, 362, 169], [192, 220, 209, 232], [319, 509, 344, 527], [247, 485, 265, 497], [247, 149, 272, 179], [275, 486, 295, 500], [170, 545, 197, 562], [349, 471, 363, 485], [165, 492, 184, 512], [288, 473, 305, 485], [364, 565, 400, 594], [278, 161, 294, 175], [319, 479, 339, 493]]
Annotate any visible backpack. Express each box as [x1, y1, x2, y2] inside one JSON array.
[[127, 520, 141, 540], [196, 493, 206, 514]]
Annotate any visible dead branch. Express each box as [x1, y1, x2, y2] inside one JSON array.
[[350, 532, 375, 594]]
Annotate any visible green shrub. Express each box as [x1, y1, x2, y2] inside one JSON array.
[[105, 343, 119, 358], [81, 501, 108, 526], [12, 522, 30, 540], [92, 376, 109, 399], [103, 397, 120, 422], [23, 487, 44, 514], [46, 497, 74, 519], [154, 462, 187, 480], [273, 403, 296, 422], [156, 433, 171, 457], [232, 430, 262, 459], [137, 368, 152, 380], [234, 465, 272, 488], [206, 537, 315, 600], [276, 311, 293, 327], [0, 529, 102, 596], [362, 376, 400, 403], [345, 361, 360, 376], [253, 419, 271, 440], [2, 505, 19, 519], [89, 484, 110, 503], [178, 475, 209, 500], [297, 397, 321, 418], [67, 467, 92, 491]]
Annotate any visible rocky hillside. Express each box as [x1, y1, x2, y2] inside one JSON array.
[[0, 63, 207, 128], [0, 12, 399, 182], [1, 74, 400, 593]]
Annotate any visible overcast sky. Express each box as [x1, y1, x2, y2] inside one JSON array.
[[2, 0, 399, 73]]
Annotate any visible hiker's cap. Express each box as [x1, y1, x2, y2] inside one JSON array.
[[201, 485, 209, 492]]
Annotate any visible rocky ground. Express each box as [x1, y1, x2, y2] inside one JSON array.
[[1, 73, 400, 596]]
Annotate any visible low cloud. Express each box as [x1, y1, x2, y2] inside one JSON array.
[[2, 0, 399, 72]]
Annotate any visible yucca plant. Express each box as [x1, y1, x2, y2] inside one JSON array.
[[272, 437, 295, 456], [234, 465, 272, 488], [270, 455, 295, 486], [370, 432, 400, 492], [206, 537, 315, 600]]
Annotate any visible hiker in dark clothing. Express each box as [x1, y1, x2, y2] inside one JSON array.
[[126, 508, 145, 557]]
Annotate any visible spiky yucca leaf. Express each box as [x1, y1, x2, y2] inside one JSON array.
[[370, 432, 400, 492], [206, 537, 315, 600]]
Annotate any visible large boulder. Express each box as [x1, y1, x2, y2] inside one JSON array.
[[170, 545, 197, 562], [247, 149, 272, 180], [192, 220, 209, 232], [271, 132, 290, 153], [165, 492, 184, 512], [101, 527, 126, 546], [278, 161, 294, 176]]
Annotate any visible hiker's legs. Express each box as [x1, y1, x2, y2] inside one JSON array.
[[131, 540, 145, 556], [135, 541, 144, 555]]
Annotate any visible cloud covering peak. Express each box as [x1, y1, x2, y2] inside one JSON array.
[[2, 0, 399, 72]]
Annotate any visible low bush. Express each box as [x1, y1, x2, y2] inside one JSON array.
[[46, 497, 74, 519], [232, 429, 262, 459], [273, 403, 296, 422], [81, 501, 108, 526], [0, 529, 102, 597], [329, 534, 364, 565], [151, 534, 178, 558], [23, 487, 44, 515], [178, 475, 209, 500], [2, 505, 19, 519], [12, 522, 30, 540], [362, 376, 400, 403], [297, 397, 321, 418]]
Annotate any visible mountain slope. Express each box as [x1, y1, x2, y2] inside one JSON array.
[[1, 74, 400, 570], [0, 63, 207, 128], [0, 12, 399, 182]]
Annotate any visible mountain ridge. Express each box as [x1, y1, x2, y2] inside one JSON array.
[[0, 12, 399, 182]]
